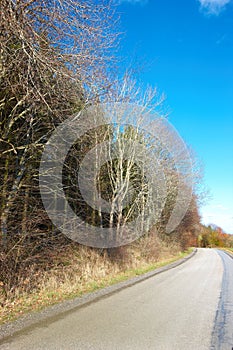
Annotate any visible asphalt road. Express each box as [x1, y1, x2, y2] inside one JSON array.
[[0, 248, 233, 350]]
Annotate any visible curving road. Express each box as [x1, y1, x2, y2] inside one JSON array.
[[0, 248, 233, 350]]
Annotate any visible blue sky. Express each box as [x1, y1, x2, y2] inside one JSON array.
[[116, 0, 233, 233]]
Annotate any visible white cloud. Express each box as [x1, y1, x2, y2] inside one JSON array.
[[198, 0, 232, 15], [118, 0, 148, 5]]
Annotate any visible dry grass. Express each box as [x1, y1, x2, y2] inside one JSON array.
[[219, 247, 233, 254], [0, 233, 190, 325]]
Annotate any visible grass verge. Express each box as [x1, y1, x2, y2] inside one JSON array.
[[0, 247, 194, 325]]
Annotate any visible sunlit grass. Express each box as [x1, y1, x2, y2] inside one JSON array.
[[0, 247, 194, 325]]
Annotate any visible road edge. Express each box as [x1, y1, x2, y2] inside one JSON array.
[[211, 249, 233, 349], [220, 249, 233, 259], [0, 248, 197, 343]]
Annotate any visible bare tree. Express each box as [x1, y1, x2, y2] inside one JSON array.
[[0, 0, 119, 241], [58, 78, 168, 247]]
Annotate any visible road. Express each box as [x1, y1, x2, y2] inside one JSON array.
[[0, 248, 233, 350]]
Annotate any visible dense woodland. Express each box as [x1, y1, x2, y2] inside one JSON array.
[[0, 0, 232, 310]]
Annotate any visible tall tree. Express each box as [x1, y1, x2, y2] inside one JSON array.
[[0, 0, 118, 241]]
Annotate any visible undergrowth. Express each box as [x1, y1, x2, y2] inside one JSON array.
[[0, 231, 192, 325]]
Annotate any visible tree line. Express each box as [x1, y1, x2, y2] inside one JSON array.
[[198, 225, 233, 248], [0, 0, 204, 295]]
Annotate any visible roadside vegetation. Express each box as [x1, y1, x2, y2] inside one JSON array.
[[0, 0, 231, 325], [0, 237, 194, 325], [198, 224, 233, 248]]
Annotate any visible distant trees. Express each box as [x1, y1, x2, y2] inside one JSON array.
[[198, 225, 233, 248]]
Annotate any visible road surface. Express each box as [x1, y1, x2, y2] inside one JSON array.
[[0, 248, 233, 350]]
